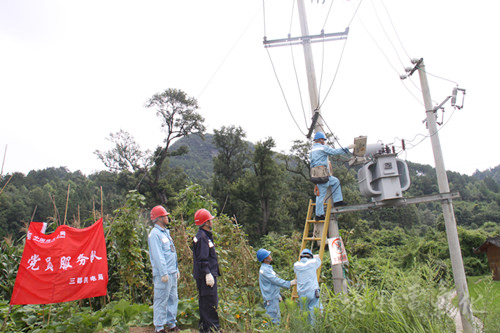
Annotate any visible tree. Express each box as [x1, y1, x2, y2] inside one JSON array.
[[94, 130, 149, 172], [143, 88, 206, 203], [94, 88, 205, 204], [212, 125, 250, 215]]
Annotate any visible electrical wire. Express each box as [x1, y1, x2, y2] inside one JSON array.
[[378, 0, 411, 61], [266, 47, 308, 136], [317, 0, 363, 110], [322, 0, 336, 31], [197, 7, 261, 100], [289, 42, 309, 128], [369, 0, 406, 70]]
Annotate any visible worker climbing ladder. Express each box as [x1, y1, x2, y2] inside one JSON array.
[[292, 199, 332, 299]]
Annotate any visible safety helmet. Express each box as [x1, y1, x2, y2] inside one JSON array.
[[256, 248, 271, 262], [314, 132, 327, 141], [150, 205, 169, 220], [300, 248, 313, 258], [194, 208, 215, 226]]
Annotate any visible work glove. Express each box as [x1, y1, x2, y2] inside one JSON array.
[[161, 274, 169, 283], [313, 254, 320, 259], [205, 273, 215, 287], [290, 279, 297, 286], [177, 271, 180, 279], [348, 144, 356, 150]]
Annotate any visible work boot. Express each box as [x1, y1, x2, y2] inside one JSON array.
[[334, 201, 347, 207], [314, 215, 325, 221], [167, 326, 181, 332]]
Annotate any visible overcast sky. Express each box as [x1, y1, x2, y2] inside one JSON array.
[[1, 0, 498, 177]]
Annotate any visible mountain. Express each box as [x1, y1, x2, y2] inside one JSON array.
[[168, 134, 218, 181]]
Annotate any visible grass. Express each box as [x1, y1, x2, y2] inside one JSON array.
[[451, 275, 500, 333]]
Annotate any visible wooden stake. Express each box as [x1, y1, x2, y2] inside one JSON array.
[[63, 184, 70, 225]]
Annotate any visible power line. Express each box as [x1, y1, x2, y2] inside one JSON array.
[[265, 47, 308, 136]]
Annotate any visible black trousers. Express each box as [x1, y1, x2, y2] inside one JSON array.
[[196, 277, 220, 332]]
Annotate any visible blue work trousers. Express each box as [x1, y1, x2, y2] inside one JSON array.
[[315, 176, 343, 216], [264, 298, 281, 324], [299, 293, 322, 325], [153, 273, 178, 330]]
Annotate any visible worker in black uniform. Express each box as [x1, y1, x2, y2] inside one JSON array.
[[192, 208, 221, 333]]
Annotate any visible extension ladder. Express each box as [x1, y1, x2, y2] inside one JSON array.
[[291, 199, 332, 299]]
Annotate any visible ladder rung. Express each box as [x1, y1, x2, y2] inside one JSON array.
[[306, 219, 326, 223], [304, 237, 322, 241]]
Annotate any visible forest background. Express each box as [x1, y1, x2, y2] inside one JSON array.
[[1, 89, 500, 332]]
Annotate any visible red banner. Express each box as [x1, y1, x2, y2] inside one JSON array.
[[10, 218, 108, 305]]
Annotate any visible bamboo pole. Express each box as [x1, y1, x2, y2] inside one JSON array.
[[63, 184, 70, 225], [100, 186, 103, 219], [0, 173, 13, 196], [49, 193, 60, 227]]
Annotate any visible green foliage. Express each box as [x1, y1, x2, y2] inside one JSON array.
[[271, 264, 455, 333], [0, 237, 23, 301], [0, 299, 152, 332], [107, 190, 151, 303]]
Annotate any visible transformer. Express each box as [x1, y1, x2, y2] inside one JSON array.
[[357, 153, 410, 202]]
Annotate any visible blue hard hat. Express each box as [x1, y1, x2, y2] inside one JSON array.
[[300, 248, 313, 258], [256, 248, 271, 262], [314, 132, 327, 141]]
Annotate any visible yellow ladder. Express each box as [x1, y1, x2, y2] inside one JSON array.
[[292, 199, 332, 299]]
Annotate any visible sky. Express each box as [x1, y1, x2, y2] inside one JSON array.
[[1, 0, 498, 177]]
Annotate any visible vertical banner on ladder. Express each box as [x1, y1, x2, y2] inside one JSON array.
[[327, 237, 348, 265]]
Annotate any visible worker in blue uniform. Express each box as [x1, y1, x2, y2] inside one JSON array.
[[148, 205, 181, 333], [192, 209, 221, 333], [257, 248, 296, 324], [310, 131, 354, 220], [293, 248, 322, 325]]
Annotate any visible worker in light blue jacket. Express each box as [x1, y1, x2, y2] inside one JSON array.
[[148, 205, 180, 333], [293, 248, 322, 325], [257, 248, 296, 324], [310, 131, 354, 220]]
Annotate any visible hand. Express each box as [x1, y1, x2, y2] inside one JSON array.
[[176, 271, 180, 279], [348, 144, 356, 149], [290, 279, 297, 286], [206, 273, 215, 287], [161, 275, 169, 283], [313, 254, 320, 259]]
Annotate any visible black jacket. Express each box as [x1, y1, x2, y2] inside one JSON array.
[[192, 227, 220, 279]]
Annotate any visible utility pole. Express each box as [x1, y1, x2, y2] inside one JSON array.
[[416, 59, 475, 333], [264, 0, 348, 295], [296, 0, 347, 294]]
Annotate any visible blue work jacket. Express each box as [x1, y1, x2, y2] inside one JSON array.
[[148, 224, 178, 277], [294, 257, 321, 296], [309, 142, 348, 168], [259, 263, 291, 301]]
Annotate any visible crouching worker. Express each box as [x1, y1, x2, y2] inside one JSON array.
[[293, 249, 322, 325], [257, 248, 297, 325]]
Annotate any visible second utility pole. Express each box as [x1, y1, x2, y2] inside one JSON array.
[[416, 59, 475, 333]]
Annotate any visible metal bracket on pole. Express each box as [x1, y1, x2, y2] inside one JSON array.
[[331, 192, 461, 214], [307, 111, 320, 139], [263, 28, 349, 48]]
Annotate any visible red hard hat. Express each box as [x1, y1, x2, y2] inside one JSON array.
[[150, 205, 169, 220], [194, 209, 214, 226]]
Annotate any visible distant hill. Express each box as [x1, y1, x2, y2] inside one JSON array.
[[168, 134, 218, 181], [170, 134, 500, 185], [473, 165, 500, 184]]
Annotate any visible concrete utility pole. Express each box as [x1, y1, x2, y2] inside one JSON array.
[[264, 0, 348, 295], [296, 0, 348, 294], [416, 59, 475, 333]]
